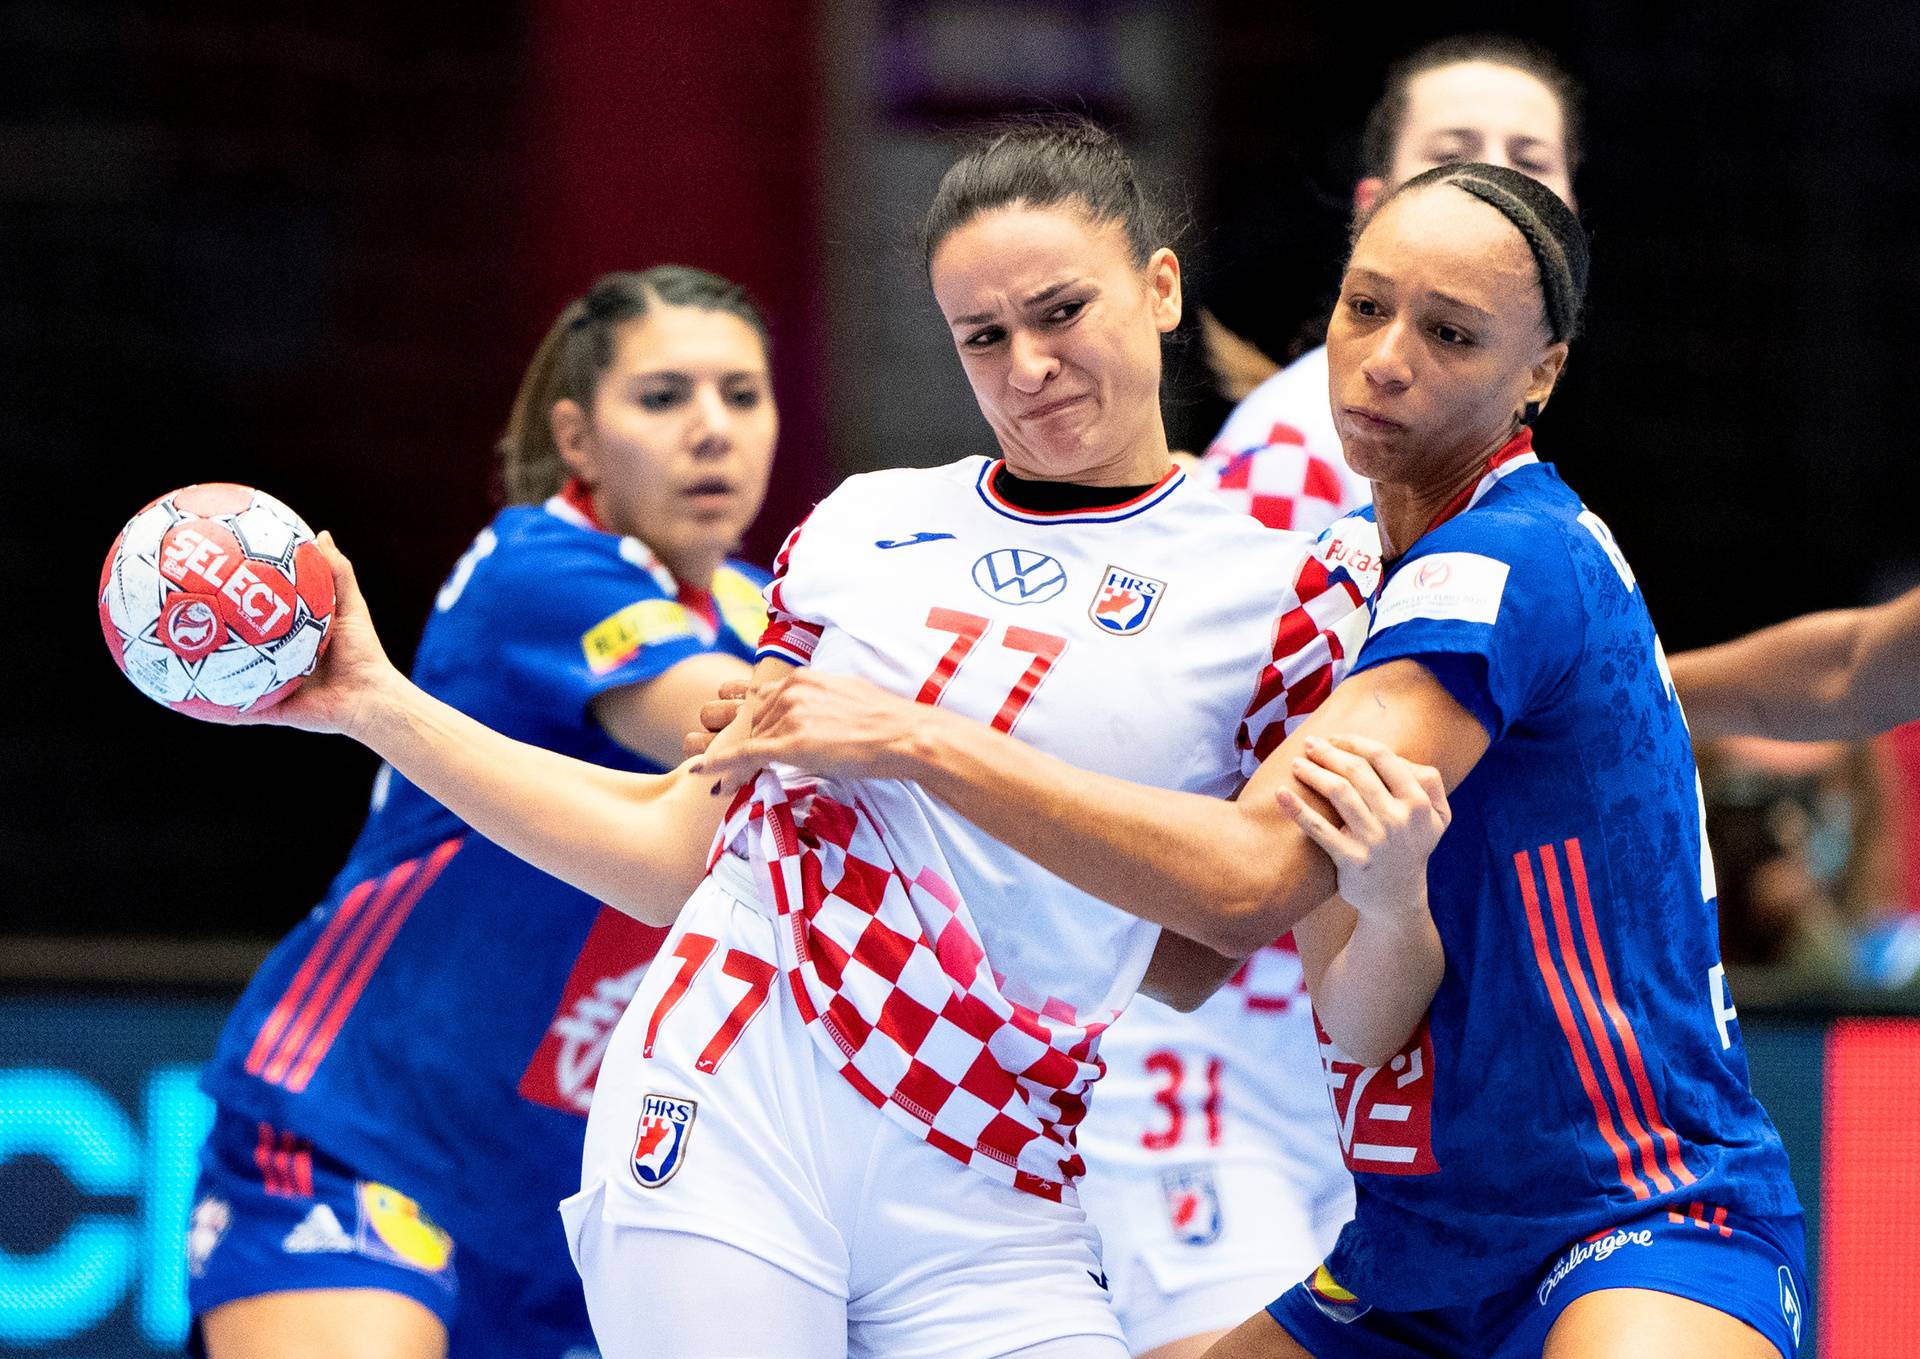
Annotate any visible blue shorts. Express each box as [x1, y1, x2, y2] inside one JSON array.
[[1267, 1208, 1807, 1359], [186, 1106, 596, 1359]]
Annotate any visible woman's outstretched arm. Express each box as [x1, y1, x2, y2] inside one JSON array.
[[1672, 584, 1920, 742], [238, 536, 733, 923]]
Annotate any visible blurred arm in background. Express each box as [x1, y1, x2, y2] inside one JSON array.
[[1673, 583, 1920, 743]]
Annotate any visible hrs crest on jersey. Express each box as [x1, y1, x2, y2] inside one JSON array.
[[1159, 1165, 1222, 1246], [631, 1093, 697, 1187], [1089, 566, 1166, 636]]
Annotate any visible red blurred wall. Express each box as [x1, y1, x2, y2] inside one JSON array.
[[514, 0, 832, 563]]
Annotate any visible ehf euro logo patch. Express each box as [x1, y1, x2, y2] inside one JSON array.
[[1089, 566, 1165, 635], [631, 1093, 697, 1188], [1160, 1166, 1221, 1246]]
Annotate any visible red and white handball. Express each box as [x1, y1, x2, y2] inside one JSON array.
[[98, 483, 335, 718]]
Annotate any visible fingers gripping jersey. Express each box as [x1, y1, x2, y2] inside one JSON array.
[[1204, 346, 1372, 535], [719, 458, 1367, 1199]]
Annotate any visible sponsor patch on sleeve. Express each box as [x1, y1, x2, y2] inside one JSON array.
[[712, 567, 772, 647], [1370, 551, 1509, 636], [582, 599, 695, 674]]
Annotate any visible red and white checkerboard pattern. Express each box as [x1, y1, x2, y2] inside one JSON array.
[[1236, 551, 1373, 769], [757, 521, 823, 664], [717, 779, 1109, 1202], [1204, 424, 1356, 536]]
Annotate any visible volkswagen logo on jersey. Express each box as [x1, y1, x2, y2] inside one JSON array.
[[972, 548, 1067, 606], [1089, 566, 1166, 635], [1159, 1166, 1222, 1246], [631, 1093, 697, 1188]]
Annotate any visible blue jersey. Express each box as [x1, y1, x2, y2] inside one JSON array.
[[199, 494, 767, 1261], [1316, 437, 1800, 1309]]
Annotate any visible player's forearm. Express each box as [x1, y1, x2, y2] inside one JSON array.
[[1673, 586, 1920, 742], [348, 675, 709, 923], [902, 707, 1332, 956], [1308, 903, 1443, 1069], [1843, 584, 1920, 734]]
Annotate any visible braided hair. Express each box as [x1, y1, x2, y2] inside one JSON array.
[[1381, 161, 1590, 344]]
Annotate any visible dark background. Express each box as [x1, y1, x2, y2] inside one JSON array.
[[10, 0, 1918, 940]]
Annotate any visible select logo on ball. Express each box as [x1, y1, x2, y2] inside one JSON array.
[[101, 482, 335, 719], [161, 595, 226, 661]]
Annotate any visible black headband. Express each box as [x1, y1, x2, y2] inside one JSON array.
[[1445, 175, 1578, 343]]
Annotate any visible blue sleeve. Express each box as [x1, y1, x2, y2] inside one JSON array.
[[469, 521, 721, 727], [1348, 513, 1583, 742]]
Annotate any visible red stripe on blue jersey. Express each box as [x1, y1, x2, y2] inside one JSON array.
[[1562, 839, 1696, 1189], [283, 837, 464, 1092], [1423, 427, 1537, 533], [1538, 841, 1678, 1195], [1516, 839, 1697, 1201], [248, 837, 463, 1092], [1515, 845, 1651, 1200]]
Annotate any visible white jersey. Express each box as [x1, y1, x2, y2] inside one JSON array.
[[718, 456, 1366, 1200], [1203, 345, 1372, 535], [1076, 942, 1343, 1172], [1078, 361, 1373, 1325]]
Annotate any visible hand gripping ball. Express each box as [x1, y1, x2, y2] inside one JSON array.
[[99, 483, 335, 717]]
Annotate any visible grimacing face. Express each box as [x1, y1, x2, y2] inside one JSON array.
[[551, 306, 777, 580], [1361, 60, 1575, 212], [1327, 184, 1567, 488], [930, 202, 1181, 485]]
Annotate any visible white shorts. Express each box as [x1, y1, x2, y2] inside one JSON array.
[[1077, 1154, 1351, 1355], [565, 856, 1128, 1359]]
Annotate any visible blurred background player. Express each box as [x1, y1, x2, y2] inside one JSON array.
[[1072, 35, 1583, 1359], [1203, 33, 1579, 532], [185, 267, 777, 1359]]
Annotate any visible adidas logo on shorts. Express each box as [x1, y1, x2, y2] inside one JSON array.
[[283, 1203, 354, 1254]]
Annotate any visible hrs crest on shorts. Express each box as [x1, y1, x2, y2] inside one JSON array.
[[631, 1093, 697, 1187], [1089, 566, 1166, 636]]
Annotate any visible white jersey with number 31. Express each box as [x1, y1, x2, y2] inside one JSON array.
[[717, 456, 1365, 1199]]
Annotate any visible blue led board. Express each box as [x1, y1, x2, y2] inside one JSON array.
[[0, 991, 1895, 1358], [0, 994, 228, 1357]]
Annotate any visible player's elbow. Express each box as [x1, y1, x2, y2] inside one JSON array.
[[1212, 853, 1324, 957], [1140, 963, 1232, 1013], [1185, 885, 1292, 960], [1328, 1023, 1402, 1072]]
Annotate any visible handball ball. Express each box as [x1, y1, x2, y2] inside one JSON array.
[[98, 483, 335, 718]]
